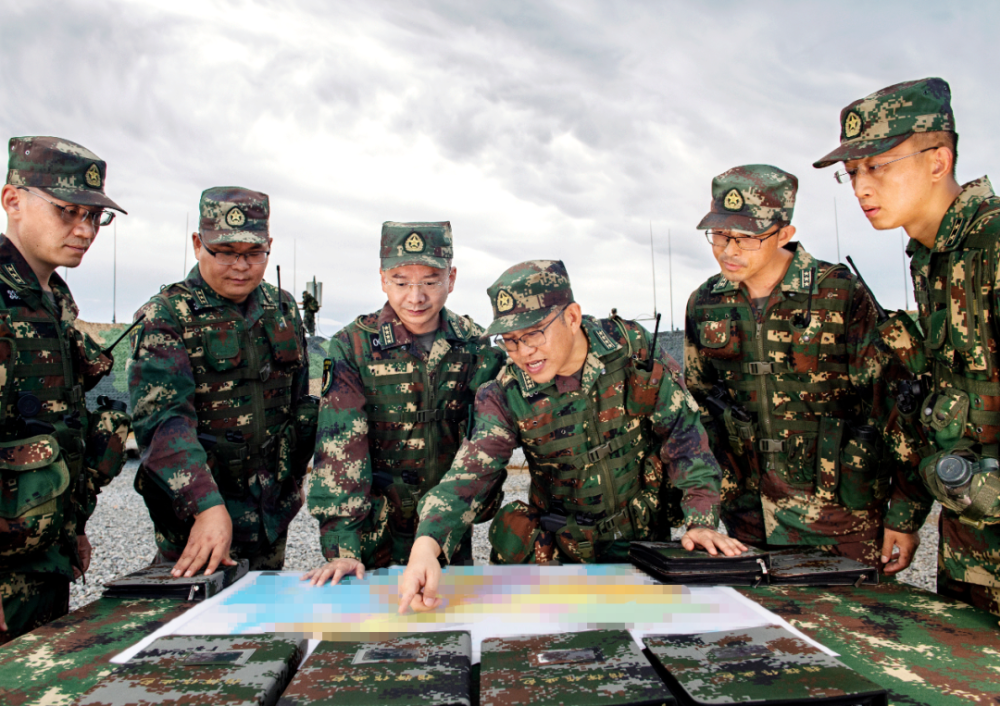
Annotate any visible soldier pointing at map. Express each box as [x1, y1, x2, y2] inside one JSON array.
[[0, 137, 131, 642], [815, 77, 1000, 616], [399, 259, 743, 613]]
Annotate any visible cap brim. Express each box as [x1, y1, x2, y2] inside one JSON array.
[[696, 212, 775, 235], [812, 134, 911, 169], [39, 186, 127, 214], [200, 230, 270, 246], [484, 307, 553, 338], [381, 254, 451, 270]]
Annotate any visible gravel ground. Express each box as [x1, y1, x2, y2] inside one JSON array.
[[71, 459, 942, 609]]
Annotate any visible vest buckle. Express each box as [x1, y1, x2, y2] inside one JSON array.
[[758, 438, 785, 453], [587, 443, 612, 463], [415, 409, 444, 423], [745, 361, 774, 375]]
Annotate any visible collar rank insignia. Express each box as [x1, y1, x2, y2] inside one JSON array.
[[496, 290, 514, 313], [226, 207, 246, 228], [380, 322, 396, 347], [801, 268, 813, 289], [723, 188, 744, 211], [518, 366, 536, 392], [3, 263, 25, 287], [594, 327, 616, 352], [844, 111, 863, 139], [404, 232, 425, 253], [85, 163, 102, 188]]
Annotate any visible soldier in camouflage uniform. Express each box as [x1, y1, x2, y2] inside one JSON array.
[[129, 187, 315, 579], [684, 165, 924, 570], [399, 260, 743, 613], [0, 137, 130, 643], [815, 77, 1000, 615], [305, 222, 505, 587], [300, 289, 319, 337]]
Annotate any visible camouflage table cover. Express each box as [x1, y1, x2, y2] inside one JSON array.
[[737, 581, 1000, 705], [0, 597, 195, 705]]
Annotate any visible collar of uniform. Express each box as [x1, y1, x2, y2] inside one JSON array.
[[0, 235, 78, 318], [777, 242, 818, 294], [375, 302, 416, 350], [441, 307, 479, 343], [931, 176, 996, 253], [184, 263, 266, 325]]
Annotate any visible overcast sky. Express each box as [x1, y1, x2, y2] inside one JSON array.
[[2, 1, 997, 334]]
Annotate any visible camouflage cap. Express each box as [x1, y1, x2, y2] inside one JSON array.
[[199, 186, 269, 245], [813, 77, 955, 168], [380, 221, 453, 270], [484, 259, 574, 337], [696, 164, 797, 235], [6, 136, 126, 213]]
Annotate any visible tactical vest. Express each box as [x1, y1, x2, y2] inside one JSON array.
[[691, 260, 885, 507], [910, 201, 1000, 526], [155, 281, 303, 498], [353, 316, 478, 516], [0, 266, 89, 567], [501, 319, 654, 545]]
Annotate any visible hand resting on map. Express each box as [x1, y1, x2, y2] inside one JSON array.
[[302, 558, 366, 587]]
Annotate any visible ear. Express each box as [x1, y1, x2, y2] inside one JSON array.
[[929, 146, 954, 184], [563, 302, 583, 332], [778, 225, 796, 246], [447, 266, 457, 294], [1, 184, 23, 221], [379, 268, 389, 295]]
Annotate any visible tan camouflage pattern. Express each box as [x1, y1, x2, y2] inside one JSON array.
[[198, 186, 269, 245], [277, 631, 471, 706], [900, 177, 1000, 607], [75, 634, 306, 706], [645, 625, 886, 704], [483, 260, 575, 337], [685, 242, 929, 557], [6, 135, 126, 212], [814, 77, 955, 167], [696, 164, 797, 235], [417, 316, 720, 565], [379, 221, 454, 270], [480, 630, 671, 706]]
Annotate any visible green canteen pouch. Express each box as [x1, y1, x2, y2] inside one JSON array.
[[626, 360, 664, 416], [0, 435, 70, 558], [698, 317, 741, 359], [202, 326, 242, 372], [488, 500, 539, 564], [878, 311, 929, 376], [920, 388, 970, 448]]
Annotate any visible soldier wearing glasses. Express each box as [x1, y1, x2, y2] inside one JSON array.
[[398, 260, 740, 614], [303, 222, 505, 587], [129, 187, 315, 578], [815, 78, 1000, 616], [684, 165, 924, 570], [0, 137, 130, 642]]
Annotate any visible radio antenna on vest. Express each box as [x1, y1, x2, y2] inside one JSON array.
[[102, 313, 146, 357], [639, 312, 661, 372]]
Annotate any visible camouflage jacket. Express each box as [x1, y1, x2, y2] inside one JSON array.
[[417, 316, 722, 562], [0, 235, 116, 579], [309, 304, 505, 561], [684, 242, 929, 547], [128, 265, 310, 547], [900, 177, 1000, 588]]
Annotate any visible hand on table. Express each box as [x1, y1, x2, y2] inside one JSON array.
[[398, 536, 443, 615], [301, 558, 366, 587], [172, 504, 237, 578], [681, 527, 748, 556], [881, 528, 919, 575]]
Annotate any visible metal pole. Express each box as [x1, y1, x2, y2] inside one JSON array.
[[667, 229, 675, 331], [834, 197, 841, 262], [294, 239, 297, 297], [112, 219, 117, 324], [649, 222, 657, 319], [183, 213, 188, 275], [901, 229, 909, 310]]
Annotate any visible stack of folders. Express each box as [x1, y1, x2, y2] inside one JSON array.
[[277, 631, 472, 706], [102, 560, 249, 601], [768, 548, 879, 587], [629, 542, 771, 587], [644, 625, 888, 706], [74, 634, 306, 706], [480, 629, 675, 706]]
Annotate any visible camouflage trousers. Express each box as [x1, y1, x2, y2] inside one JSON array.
[[155, 531, 288, 571], [488, 501, 632, 564], [937, 571, 1000, 618], [0, 571, 70, 645], [746, 537, 882, 569]]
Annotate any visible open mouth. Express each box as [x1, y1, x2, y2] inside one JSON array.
[[525, 359, 546, 375]]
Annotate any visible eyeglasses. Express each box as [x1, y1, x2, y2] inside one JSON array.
[[495, 306, 567, 352], [198, 235, 270, 265], [18, 187, 114, 228], [705, 227, 782, 251], [383, 279, 446, 292], [834, 147, 939, 184]]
